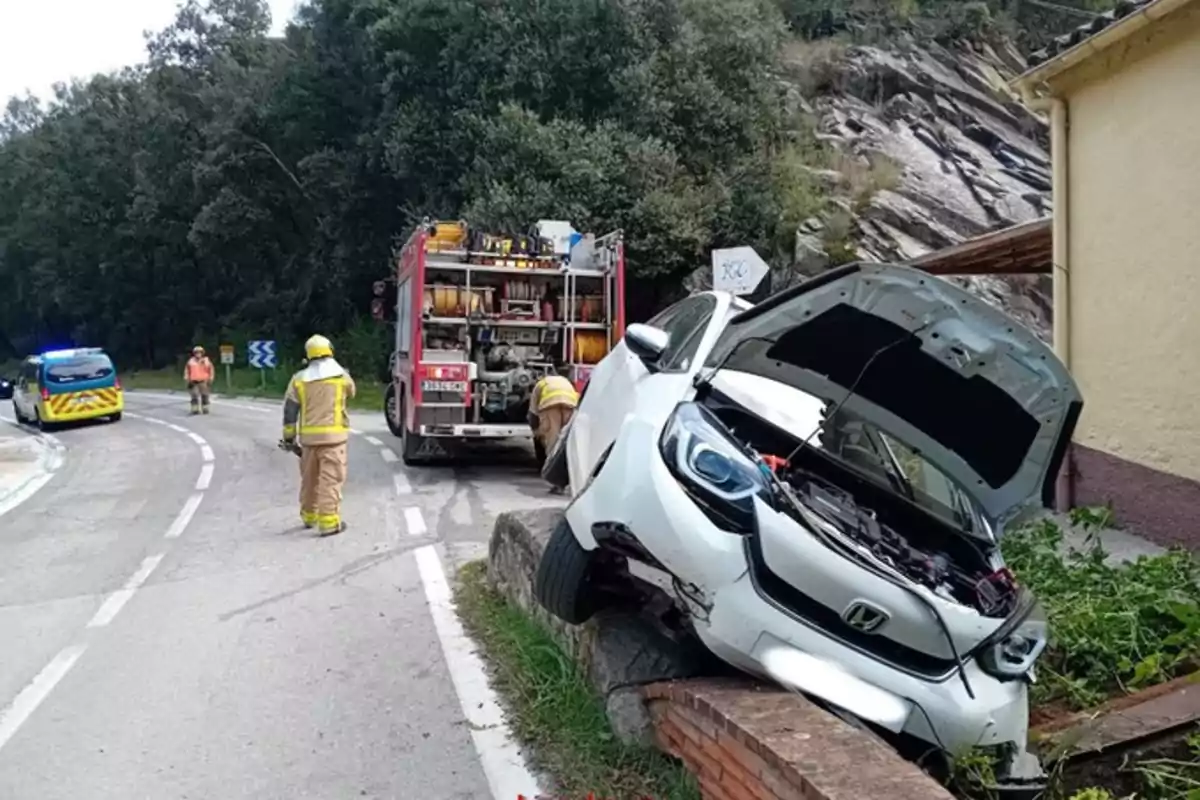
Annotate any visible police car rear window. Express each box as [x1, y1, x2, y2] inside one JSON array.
[[44, 356, 114, 385]]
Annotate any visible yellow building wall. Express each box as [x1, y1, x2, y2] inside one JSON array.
[[1065, 17, 1200, 481]]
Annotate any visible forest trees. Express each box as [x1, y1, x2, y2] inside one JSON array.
[[0, 0, 1109, 366]]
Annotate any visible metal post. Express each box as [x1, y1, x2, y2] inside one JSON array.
[[225, 362, 231, 390]]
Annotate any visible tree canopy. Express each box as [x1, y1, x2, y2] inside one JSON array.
[[0, 0, 1110, 369]]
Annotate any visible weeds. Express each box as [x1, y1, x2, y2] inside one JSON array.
[[453, 562, 701, 800], [1001, 516, 1200, 710]]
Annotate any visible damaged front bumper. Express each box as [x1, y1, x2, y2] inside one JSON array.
[[565, 411, 1036, 759]]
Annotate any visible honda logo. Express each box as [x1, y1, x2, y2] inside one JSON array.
[[842, 601, 890, 634]]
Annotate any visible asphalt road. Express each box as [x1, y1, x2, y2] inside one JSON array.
[[0, 392, 564, 800]]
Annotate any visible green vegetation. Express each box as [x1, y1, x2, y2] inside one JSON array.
[[453, 561, 700, 800], [0, 0, 1117, 368], [1000, 515, 1200, 712], [120, 366, 386, 412]]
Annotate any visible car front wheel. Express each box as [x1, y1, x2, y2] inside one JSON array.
[[534, 515, 606, 625]]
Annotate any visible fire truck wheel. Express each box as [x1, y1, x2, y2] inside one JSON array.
[[384, 383, 404, 438], [398, 398, 429, 465]]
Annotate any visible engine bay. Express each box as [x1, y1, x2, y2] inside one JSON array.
[[698, 391, 1020, 619], [779, 471, 1017, 617]]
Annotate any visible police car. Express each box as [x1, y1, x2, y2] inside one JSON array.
[[12, 348, 124, 428]]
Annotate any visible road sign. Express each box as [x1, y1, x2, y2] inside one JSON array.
[[712, 246, 770, 296], [219, 344, 235, 365], [248, 340, 277, 369]]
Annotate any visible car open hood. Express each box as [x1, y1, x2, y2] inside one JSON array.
[[703, 262, 1082, 528]]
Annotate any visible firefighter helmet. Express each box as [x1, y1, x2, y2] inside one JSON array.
[[305, 335, 334, 360]]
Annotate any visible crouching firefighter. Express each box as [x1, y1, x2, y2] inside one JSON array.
[[280, 335, 357, 535], [528, 367, 579, 493]]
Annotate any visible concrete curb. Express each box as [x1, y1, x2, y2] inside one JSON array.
[[0, 421, 65, 519]]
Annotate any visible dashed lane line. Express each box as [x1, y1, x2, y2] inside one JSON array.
[[0, 413, 215, 755], [404, 506, 427, 537], [0, 645, 87, 752], [380, 448, 398, 464]]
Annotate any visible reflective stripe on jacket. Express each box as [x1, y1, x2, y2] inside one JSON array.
[[532, 374, 578, 413], [283, 359, 357, 446], [185, 357, 214, 382]]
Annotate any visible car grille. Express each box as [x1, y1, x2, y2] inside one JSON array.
[[743, 535, 958, 680]]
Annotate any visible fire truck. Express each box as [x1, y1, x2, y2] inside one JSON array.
[[374, 219, 626, 465]]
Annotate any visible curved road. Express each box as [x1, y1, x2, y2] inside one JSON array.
[[0, 392, 563, 799]]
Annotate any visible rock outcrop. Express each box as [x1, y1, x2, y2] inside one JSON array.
[[693, 34, 1055, 341]]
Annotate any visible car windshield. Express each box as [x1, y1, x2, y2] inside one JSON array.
[[819, 408, 981, 533], [44, 355, 114, 385]]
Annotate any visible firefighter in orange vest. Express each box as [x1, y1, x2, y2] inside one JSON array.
[[529, 367, 579, 492], [280, 335, 357, 535], [184, 346, 215, 415]]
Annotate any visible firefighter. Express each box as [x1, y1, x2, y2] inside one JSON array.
[[184, 346, 215, 415], [281, 334, 357, 535], [529, 366, 579, 493]]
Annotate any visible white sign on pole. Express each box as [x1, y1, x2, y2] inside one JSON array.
[[712, 246, 770, 296]]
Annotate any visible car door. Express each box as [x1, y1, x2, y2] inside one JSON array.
[[567, 293, 721, 492], [14, 360, 35, 417]]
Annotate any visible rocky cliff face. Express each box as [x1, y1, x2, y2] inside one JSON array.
[[694, 35, 1056, 341]]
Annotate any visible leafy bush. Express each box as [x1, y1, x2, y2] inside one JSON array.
[[1001, 518, 1200, 710]]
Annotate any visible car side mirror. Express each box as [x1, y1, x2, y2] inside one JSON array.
[[625, 323, 669, 367]]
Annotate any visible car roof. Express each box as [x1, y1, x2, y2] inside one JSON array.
[[31, 347, 109, 363]]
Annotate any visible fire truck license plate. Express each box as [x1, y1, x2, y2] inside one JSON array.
[[422, 380, 467, 393]]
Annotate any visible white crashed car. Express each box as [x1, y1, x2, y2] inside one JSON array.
[[534, 263, 1081, 784]]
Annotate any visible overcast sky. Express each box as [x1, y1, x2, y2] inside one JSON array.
[[0, 0, 298, 105]]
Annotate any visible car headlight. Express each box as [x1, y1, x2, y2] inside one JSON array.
[[976, 594, 1049, 681], [658, 402, 769, 533]]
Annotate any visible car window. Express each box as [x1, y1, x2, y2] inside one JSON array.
[[659, 295, 718, 372], [43, 355, 114, 386]]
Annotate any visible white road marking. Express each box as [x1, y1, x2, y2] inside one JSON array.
[[196, 463, 215, 491], [393, 472, 412, 495], [380, 449, 398, 464], [167, 423, 187, 433], [414, 546, 543, 799], [0, 644, 87, 753], [349, 427, 363, 435], [0, 416, 65, 520], [124, 411, 143, 419], [187, 432, 206, 445], [404, 506, 427, 536], [87, 554, 166, 628], [199, 444, 214, 462], [164, 493, 204, 539], [364, 435, 383, 447]]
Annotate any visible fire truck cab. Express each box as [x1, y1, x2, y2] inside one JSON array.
[[377, 219, 626, 465]]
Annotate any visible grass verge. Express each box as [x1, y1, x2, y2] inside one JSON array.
[[452, 560, 701, 800], [1000, 514, 1200, 713], [120, 367, 386, 412]]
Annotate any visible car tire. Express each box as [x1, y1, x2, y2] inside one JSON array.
[[540, 417, 571, 489], [533, 438, 546, 469], [11, 400, 24, 425], [384, 383, 404, 438], [109, 412, 122, 423], [534, 516, 602, 625]]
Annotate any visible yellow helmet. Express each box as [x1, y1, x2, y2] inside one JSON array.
[[305, 334, 334, 360]]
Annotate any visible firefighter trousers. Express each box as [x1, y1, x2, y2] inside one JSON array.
[[188, 381, 211, 413], [536, 405, 574, 453], [299, 442, 348, 533]]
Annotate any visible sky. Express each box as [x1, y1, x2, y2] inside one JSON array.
[[0, 0, 298, 105]]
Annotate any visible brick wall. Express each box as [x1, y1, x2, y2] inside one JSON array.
[[644, 679, 955, 800]]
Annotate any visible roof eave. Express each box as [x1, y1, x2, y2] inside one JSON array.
[[1010, 0, 1188, 97]]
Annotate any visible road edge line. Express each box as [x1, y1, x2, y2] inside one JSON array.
[[413, 544, 543, 799]]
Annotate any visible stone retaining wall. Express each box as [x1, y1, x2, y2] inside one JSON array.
[[487, 509, 955, 800]]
